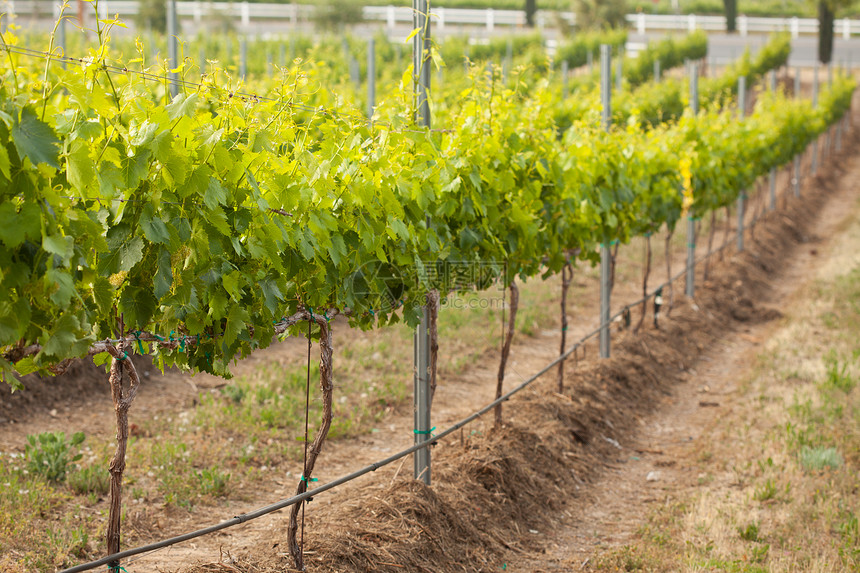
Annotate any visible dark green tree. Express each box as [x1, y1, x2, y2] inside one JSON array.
[[817, 0, 854, 64], [525, 0, 537, 27], [819, 1, 835, 64], [136, 0, 166, 33], [573, 0, 626, 30], [724, 0, 737, 33]]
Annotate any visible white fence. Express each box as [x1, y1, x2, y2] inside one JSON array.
[[1, 1, 857, 38]]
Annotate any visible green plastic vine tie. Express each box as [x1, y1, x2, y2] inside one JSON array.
[[414, 426, 436, 438], [369, 309, 375, 316], [132, 331, 144, 354], [108, 566, 128, 573], [152, 333, 166, 342], [299, 474, 318, 483], [323, 310, 330, 322], [115, 350, 128, 362], [179, 336, 185, 353]]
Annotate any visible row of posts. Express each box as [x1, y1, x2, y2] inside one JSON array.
[[408, 11, 842, 484], [58, 0, 836, 485]]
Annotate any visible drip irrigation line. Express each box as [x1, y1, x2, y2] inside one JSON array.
[[58, 316, 591, 573], [0, 43, 453, 134]]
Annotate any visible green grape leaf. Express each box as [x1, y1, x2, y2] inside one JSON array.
[[0, 201, 40, 248], [66, 139, 94, 192], [166, 93, 199, 120], [40, 313, 91, 360], [0, 297, 30, 345], [12, 356, 38, 375], [223, 304, 250, 350], [119, 285, 157, 329], [92, 351, 111, 370], [44, 268, 75, 308], [99, 225, 144, 274], [12, 107, 60, 169], [91, 276, 114, 314], [0, 359, 24, 391], [139, 205, 172, 245], [42, 234, 74, 261], [259, 277, 284, 316], [122, 150, 151, 190], [203, 178, 227, 209], [154, 247, 173, 299], [0, 143, 10, 180]]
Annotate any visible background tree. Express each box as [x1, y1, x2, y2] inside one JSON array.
[[135, 0, 166, 33], [724, 0, 737, 33], [573, 0, 626, 30], [819, 1, 835, 63], [818, 0, 855, 64], [525, 0, 537, 27]]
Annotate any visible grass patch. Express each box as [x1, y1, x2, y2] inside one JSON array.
[[799, 445, 843, 471]]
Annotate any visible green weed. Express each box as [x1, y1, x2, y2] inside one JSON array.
[[737, 522, 761, 542], [24, 431, 85, 483], [799, 446, 843, 471], [67, 465, 110, 496], [823, 352, 857, 392], [196, 467, 230, 497], [754, 478, 778, 502]]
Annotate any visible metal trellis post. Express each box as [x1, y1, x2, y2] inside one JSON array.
[[240, 37, 247, 79], [737, 75, 746, 253], [600, 44, 612, 360], [686, 63, 698, 298], [412, 0, 432, 486], [769, 70, 776, 210], [812, 64, 819, 176], [368, 37, 376, 121], [167, 0, 178, 99], [793, 66, 801, 197], [561, 59, 568, 100], [55, 2, 66, 69]]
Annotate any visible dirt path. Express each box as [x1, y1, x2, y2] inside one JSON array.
[[500, 135, 860, 570]]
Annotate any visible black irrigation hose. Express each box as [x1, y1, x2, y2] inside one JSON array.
[[58, 117, 847, 573]]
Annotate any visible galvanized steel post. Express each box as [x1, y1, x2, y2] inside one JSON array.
[[737, 75, 746, 253], [600, 44, 612, 360], [686, 63, 699, 298], [167, 0, 179, 99], [412, 0, 432, 485]]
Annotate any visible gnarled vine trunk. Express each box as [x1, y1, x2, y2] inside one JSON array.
[[494, 281, 518, 430], [104, 340, 141, 566], [635, 234, 652, 334], [557, 264, 574, 392], [427, 289, 440, 406], [288, 313, 333, 571]]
